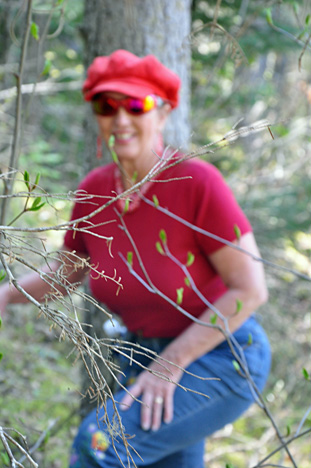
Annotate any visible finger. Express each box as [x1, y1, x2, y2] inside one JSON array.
[[140, 392, 153, 431], [163, 390, 174, 425], [119, 383, 142, 411], [151, 395, 164, 431]]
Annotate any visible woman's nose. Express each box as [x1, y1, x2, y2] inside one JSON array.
[[114, 107, 132, 125]]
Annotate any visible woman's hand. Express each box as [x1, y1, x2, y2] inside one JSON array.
[[120, 358, 183, 431]]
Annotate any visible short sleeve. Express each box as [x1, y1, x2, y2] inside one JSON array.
[[194, 164, 252, 255]]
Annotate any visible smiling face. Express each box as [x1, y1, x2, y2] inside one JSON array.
[[95, 92, 170, 179]]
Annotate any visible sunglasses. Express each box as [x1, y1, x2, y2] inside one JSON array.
[[91, 94, 161, 116]]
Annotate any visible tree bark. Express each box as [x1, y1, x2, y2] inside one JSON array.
[[79, 0, 192, 417]]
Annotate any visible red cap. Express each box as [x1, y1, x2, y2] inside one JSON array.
[[83, 49, 180, 109]]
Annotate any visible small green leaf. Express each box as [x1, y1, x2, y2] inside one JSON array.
[[186, 251, 195, 267], [30, 22, 40, 40], [111, 149, 118, 163], [156, 241, 165, 255], [226, 464, 236, 468], [0, 352, 3, 362], [44, 430, 51, 444], [234, 224, 241, 240], [184, 277, 191, 287], [24, 170, 30, 190], [29, 204, 45, 212], [302, 368, 310, 380], [0, 450, 10, 464], [210, 313, 218, 325], [34, 172, 41, 187], [31, 197, 42, 209], [41, 59, 52, 76], [29, 202, 45, 212], [247, 333, 253, 346], [176, 287, 184, 305], [108, 135, 115, 148], [306, 14, 310, 26], [0, 317, 2, 329], [265, 8, 273, 26], [29, 197, 45, 211], [286, 424, 291, 437], [159, 229, 167, 243], [132, 171, 138, 183], [235, 299, 243, 314], [0, 269, 6, 282], [153, 194, 159, 207], [123, 198, 130, 214], [232, 360, 240, 372], [127, 251, 133, 267]]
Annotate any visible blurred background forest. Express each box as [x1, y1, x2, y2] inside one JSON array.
[[0, 0, 311, 467]]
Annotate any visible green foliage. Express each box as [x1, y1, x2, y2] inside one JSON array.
[[235, 299, 243, 314], [108, 135, 115, 148], [265, 8, 273, 26], [232, 360, 241, 372], [0, 452, 10, 466], [152, 194, 159, 207], [0, 306, 80, 467], [29, 197, 45, 211], [155, 241, 165, 255], [176, 287, 184, 305], [123, 198, 130, 214], [184, 277, 191, 287], [132, 171, 138, 184], [210, 313, 217, 325], [233, 224, 241, 241], [41, 58, 52, 76], [30, 22, 40, 40], [127, 251, 133, 267], [186, 251, 195, 267], [0, 270, 6, 282], [159, 229, 167, 243]]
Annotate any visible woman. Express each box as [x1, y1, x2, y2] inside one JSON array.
[[1, 50, 271, 467]]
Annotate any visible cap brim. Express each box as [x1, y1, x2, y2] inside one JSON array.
[[84, 80, 156, 101]]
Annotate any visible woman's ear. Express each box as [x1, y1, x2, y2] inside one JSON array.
[[157, 103, 172, 131]]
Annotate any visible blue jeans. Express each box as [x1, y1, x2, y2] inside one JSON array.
[[69, 316, 271, 467]]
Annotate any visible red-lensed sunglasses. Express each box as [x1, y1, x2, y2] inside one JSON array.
[[91, 94, 161, 116]]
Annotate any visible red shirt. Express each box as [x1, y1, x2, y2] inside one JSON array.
[[64, 157, 251, 337]]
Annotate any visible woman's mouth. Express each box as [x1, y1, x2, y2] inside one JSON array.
[[114, 132, 134, 143]]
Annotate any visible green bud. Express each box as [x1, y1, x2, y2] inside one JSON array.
[[127, 251, 133, 267], [30, 22, 40, 40], [186, 252, 195, 267], [176, 287, 184, 305], [159, 229, 167, 243], [156, 241, 165, 255], [153, 195, 159, 207]]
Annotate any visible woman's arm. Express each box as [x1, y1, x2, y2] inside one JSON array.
[[120, 232, 268, 430], [0, 247, 89, 315], [162, 231, 268, 368]]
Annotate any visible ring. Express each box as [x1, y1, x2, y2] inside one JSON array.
[[154, 396, 164, 405]]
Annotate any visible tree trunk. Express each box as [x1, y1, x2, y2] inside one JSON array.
[[79, 0, 192, 417]]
